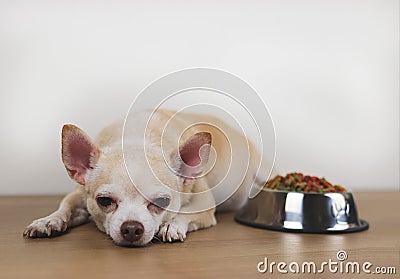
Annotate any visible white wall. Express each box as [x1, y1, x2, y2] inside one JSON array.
[[0, 0, 398, 195]]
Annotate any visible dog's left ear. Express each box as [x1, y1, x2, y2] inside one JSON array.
[[174, 132, 212, 180], [61, 124, 100, 185]]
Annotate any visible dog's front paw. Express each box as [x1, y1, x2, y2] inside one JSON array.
[[23, 213, 68, 238], [158, 220, 188, 243]]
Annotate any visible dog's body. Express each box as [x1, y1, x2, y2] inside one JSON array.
[[24, 110, 272, 246]]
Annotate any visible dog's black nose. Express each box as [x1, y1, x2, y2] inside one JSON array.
[[120, 221, 144, 242]]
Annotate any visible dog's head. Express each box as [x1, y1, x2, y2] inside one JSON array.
[[61, 124, 211, 246]]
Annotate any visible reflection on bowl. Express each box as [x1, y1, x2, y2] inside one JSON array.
[[235, 189, 368, 233]]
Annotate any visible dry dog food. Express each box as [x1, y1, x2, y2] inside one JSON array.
[[264, 172, 346, 193]]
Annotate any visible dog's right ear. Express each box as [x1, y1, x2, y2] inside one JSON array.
[[61, 124, 100, 185], [173, 132, 212, 181]]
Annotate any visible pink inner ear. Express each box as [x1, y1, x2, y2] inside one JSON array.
[[66, 134, 95, 170], [63, 127, 99, 185], [179, 133, 211, 168], [179, 142, 203, 167]]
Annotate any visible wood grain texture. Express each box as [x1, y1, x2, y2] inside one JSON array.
[[0, 192, 399, 279]]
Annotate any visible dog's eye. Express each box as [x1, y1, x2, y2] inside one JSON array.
[[147, 196, 171, 214], [96, 196, 115, 207], [152, 197, 171, 208]]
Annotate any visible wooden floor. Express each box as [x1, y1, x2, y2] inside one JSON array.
[[0, 192, 399, 278]]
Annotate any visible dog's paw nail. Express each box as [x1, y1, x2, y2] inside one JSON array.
[[158, 221, 187, 243], [62, 222, 68, 232], [46, 225, 52, 237], [23, 214, 68, 238], [22, 230, 30, 238]]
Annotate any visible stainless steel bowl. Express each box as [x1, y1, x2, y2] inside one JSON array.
[[235, 189, 368, 233]]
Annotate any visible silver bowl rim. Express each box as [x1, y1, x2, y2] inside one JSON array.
[[258, 187, 352, 195]]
